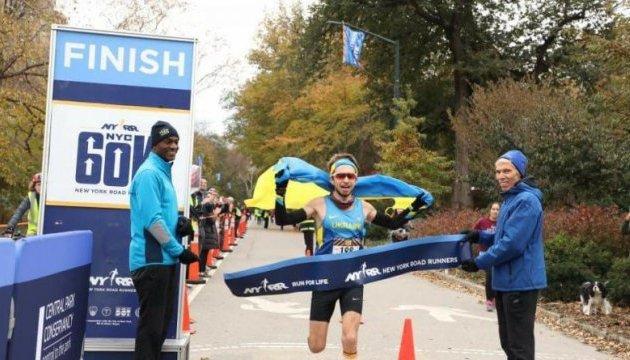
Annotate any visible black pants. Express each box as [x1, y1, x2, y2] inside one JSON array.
[[199, 247, 210, 273], [485, 270, 495, 300], [495, 290, 539, 360], [234, 217, 241, 237], [132, 265, 177, 360]]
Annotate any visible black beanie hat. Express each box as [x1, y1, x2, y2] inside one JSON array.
[[151, 121, 179, 146]]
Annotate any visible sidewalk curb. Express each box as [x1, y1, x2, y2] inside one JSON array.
[[429, 270, 630, 347]]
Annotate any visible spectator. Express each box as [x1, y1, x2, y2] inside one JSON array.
[[622, 211, 629, 236], [129, 121, 198, 360], [461, 150, 546, 360], [473, 202, 500, 311], [199, 188, 221, 276], [387, 209, 412, 243], [3, 172, 42, 237], [262, 210, 270, 229]]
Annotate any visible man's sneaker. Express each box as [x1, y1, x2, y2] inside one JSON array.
[[485, 299, 495, 312]]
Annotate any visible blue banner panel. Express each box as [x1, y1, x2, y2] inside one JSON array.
[[224, 235, 472, 297], [53, 81, 191, 110], [54, 30, 193, 91], [8, 231, 92, 360], [84, 351, 179, 360], [0, 240, 16, 360], [42, 206, 179, 340]]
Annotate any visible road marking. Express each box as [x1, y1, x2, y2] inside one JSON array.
[[391, 304, 495, 322], [188, 251, 230, 304], [189, 343, 589, 359], [241, 297, 309, 317]]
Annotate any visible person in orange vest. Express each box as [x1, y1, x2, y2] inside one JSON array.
[[3, 172, 42, 237]]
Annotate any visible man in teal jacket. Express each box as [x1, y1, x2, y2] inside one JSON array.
[[461, 149, 546, 360], [130, 120, 198, 360]]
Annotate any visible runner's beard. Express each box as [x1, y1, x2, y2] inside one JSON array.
[[332, 187, 354, 210]]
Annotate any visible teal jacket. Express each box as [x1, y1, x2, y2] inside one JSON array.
[[129, 152, 184, 271]]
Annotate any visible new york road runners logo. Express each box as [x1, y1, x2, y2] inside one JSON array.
[[345, 262, 381, 283], [243, 278, 289, 295], [89, 268, 133, 287]]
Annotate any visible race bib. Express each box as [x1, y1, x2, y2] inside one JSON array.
[[332, 238, 363, 254]]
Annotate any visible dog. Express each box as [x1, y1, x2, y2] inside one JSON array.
[[580, 281, 612, 315]]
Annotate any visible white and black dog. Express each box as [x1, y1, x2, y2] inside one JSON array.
[[580, 281, 612, 315]]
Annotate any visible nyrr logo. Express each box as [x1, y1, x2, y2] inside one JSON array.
[[345, 262, 381, 283], [75, 122, 151, 187], [243, 278, 289, 295], [89, 268, 134, 287]]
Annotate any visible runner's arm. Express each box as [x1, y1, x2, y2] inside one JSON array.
[[365, 193, 430, 230], [274, 194, 316, 226], [365, 201, 412, 230]]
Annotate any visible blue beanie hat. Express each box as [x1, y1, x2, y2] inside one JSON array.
[[499, 150, 527, 177]]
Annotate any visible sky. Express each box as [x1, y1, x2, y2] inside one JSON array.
[[55, 0, 318, 135]]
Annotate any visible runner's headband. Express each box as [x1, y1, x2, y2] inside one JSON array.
[[330, 158, 358, 174]]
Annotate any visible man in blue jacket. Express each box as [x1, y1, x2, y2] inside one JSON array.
[[461, 150, 546, 360], [129, 120, 198, 360]]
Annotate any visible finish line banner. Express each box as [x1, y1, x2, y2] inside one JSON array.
[[224, 235, 471, 297]]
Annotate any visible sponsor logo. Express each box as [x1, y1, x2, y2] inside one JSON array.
[[115, 306, 132, 317], [243, 278, 289, 295], [88, 306, 98, 316], [135, 307, 140, 318], [101, 307, 112, 317], [89, 268, 134, 287], [345, 262, 381, 283]]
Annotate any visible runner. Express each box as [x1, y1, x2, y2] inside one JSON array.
[[274, 153, 431, 359]]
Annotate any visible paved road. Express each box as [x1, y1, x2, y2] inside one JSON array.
[[188, 222, 613, 360]]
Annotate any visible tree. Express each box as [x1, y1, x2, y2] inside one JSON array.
[[0, 0, 64, 220], [376, 95, 454, 201], [453, 78, 628, 206], [302, 0, 613, 207]]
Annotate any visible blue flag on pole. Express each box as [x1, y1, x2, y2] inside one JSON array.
[[343, 25, 365, 68]]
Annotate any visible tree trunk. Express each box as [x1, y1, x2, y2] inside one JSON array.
[[448, 3, 473, 208]]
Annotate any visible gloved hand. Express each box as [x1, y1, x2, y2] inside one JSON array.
[[176, 216, 194, 238], [460, 230, 480, 244], [411, 195, 428, 211], [461, 259, 479, 272], [178, 248, 199, 264], [275, 169, 289, 196]]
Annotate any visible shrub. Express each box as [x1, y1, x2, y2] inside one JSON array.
[[544, 205, 626, 255], [411, 208, 484, 237], [544, 234, 595, 301], [607, 257, 630, 306]]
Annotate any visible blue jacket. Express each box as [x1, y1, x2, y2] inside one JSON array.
[[475, 180, 547, 291], [129, 152, 184, 271]]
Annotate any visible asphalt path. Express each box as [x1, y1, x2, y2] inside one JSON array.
[[188, 222, 613, 360]]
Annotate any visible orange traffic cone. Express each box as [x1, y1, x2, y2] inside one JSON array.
[[182, 287, 192, 333], [398, 318, 416, 360], [186, 243, 205, 285]]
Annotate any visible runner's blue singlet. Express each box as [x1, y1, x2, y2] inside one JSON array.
[[316, 196, 366, 255]]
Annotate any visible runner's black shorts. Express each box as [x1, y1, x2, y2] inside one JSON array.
[[310, 286, 363, 322]]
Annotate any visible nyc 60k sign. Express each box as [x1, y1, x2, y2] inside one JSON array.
[[45, 102, 191, 209]]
